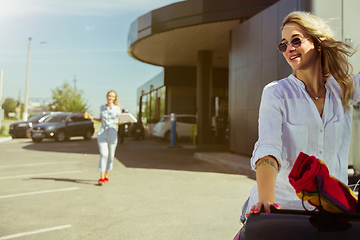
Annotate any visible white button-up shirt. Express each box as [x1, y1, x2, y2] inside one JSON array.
[[98, 104, 121, 135], [246, 74, 360, 212]]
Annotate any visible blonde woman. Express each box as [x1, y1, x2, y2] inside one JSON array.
[[234, 11, 360, 239], [87, 90, 123, 185]]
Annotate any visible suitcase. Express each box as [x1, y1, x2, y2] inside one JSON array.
[[245, 208, 360, 240]]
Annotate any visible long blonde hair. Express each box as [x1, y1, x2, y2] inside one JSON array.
[[107, 90, 120, 106], [282, 11, 356, 109]]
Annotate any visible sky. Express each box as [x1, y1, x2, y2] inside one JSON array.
[[0, 0, 183, 117]]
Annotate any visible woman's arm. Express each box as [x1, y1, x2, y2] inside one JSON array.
[[90, 116, 101, 122], [248, 83, 283, 216], [249, 155, 280, 215], [86, 112, 101, 122]]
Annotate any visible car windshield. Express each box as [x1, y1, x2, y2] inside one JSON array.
[[38, 115, 51, 123], [159, 116, 170, 122], [44, 115, 68, 123], [28, 114, 46, 122]]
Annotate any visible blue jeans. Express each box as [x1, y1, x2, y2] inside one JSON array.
[[97, 128, 118, 172]]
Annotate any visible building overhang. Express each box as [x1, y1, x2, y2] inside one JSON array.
[[127, 0, 280, 68]]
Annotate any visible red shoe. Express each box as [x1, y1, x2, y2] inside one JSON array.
[[104, 178, 109, 183], [98, 178, 105, 185]]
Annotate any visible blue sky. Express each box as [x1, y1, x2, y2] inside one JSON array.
[[0, 0, 182, 117]]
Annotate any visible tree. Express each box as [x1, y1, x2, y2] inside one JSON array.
[[49, 81, 88, 113], [2, 98, 18, 118]]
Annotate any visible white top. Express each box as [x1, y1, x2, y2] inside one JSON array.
[[98, 103, 121, 135], [245, 74, 360, 212]]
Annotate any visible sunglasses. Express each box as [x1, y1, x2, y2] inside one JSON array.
[[277, 37, 309, 52]]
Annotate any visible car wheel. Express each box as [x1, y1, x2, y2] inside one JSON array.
[[164, 131, 171, 141], [55, 130, 66, 142], [32, 138, 43, 143], [84, 129, 93, 140], [25, 129, 31, 138]]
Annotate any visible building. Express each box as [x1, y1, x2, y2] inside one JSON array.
[[128, 0, 360, 156]]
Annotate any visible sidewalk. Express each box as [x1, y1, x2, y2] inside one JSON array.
[[179, 142, 255, 179], [194, 151, 255, 179], [0, 136, 12, 143]]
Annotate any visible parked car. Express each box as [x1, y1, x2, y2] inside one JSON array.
[[153, 114, 197, 141], [29, 112, 94, 143], [129, 121, 145, 140], [9, 112, 59, 138]]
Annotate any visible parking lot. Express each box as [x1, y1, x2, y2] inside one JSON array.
[[0, 136, 255, 239]]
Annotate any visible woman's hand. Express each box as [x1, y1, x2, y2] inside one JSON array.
[[83, 112, 90, 119], [84, 112, 96, 121], [246, 201, 282, 218]]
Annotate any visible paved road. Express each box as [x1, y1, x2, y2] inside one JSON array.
[[0, 136, 255, 240]]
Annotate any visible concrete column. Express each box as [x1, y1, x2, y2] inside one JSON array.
[[196, 50, 213, 145]]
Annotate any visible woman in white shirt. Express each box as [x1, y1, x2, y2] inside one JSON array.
[[238, 10, 360, 232], [87, 90, 123, 185]]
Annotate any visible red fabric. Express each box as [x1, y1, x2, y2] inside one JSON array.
[[289, 152, 358, 213]]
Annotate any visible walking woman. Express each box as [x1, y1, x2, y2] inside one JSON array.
[[234, 11, 360, 239], [86, 90, 123, 185]]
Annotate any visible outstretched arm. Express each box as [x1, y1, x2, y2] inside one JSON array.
[[86, 112, 101, 122], [249, 155, 281, 216]]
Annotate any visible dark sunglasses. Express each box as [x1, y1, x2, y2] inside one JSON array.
[[277, 37, 309, 52]]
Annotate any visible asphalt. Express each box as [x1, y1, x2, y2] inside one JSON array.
[[194, 151, 255, 179], [0, 135, 256, 239], [0, 135, 255, 179], [1, 119, 255, 179]]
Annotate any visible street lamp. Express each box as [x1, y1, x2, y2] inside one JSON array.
[[23, 37, 47, 121]]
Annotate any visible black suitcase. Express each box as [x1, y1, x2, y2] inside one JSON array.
[[245, 208, 360, 240]]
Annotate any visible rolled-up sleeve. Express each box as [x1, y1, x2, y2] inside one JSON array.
[[250, 82, 284, 171]]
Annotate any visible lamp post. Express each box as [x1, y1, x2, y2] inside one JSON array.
[[23, 38, 47, 121]]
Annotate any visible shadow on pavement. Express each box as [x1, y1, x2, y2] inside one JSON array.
[[114, 138, 237, 174], [22, 138, 100, 154], [28, 177, 98, 185], [21, 137, 236, 174]]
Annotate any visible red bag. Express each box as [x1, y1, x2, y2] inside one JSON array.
[[288, 152, 358, 213]]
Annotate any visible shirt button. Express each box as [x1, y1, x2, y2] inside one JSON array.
[[320, 129, 323, 133], [319, 151, 323, 154]]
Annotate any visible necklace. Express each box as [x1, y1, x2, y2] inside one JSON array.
[[307, 86, 325, 100]]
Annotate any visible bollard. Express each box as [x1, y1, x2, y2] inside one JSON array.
[[170, 113, 176, 146], [190, 125, 197, 145]]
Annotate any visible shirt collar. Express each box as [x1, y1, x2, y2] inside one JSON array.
[[288, 74, 332, 89], [288, 74, 305, 89]]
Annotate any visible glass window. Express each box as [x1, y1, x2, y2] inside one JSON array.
[[177, 116, 196, 124], [159, 87, 166, 117], [45, 115, 68, 123], [150, 90, 157, 123]]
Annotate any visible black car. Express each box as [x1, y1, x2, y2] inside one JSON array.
[[9, 112, 58, 138], [30, 112, 94, 143]]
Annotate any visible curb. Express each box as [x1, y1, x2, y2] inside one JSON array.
[[0, 137, 12, 143], [194, 152, 255, 179]]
